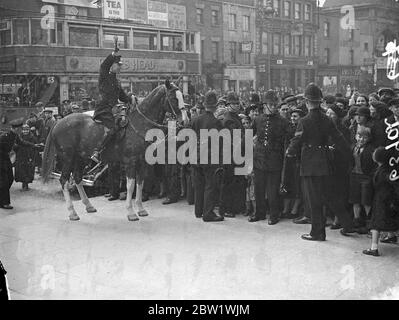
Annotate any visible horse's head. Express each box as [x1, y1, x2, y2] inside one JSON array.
[[162, 79, 185, 119]]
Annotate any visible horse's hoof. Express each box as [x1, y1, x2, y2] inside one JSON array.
[[69, 214, 80, 221], [127, 214, 139, 222], [138, 210, 149, 217], [86, 207, 97, 213]]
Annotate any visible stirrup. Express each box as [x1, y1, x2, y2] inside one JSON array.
[[91, 152, 100, 163]]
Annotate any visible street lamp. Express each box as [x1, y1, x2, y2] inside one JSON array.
[[257, 0, 276, 89]]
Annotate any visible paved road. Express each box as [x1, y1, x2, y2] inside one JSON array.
[[1, 178, 399, 300]]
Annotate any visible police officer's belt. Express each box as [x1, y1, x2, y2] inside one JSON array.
[[304, 144, 328, 149]]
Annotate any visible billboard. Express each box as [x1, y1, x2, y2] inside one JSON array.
[[148, 1, 168, 28], [42, 0, 99, 8], [103, 0, 125, 19]]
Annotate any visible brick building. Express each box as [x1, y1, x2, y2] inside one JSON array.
[[317, 0, 399, 95], [255, 0, 319, 93], [0, 0, 200, 106]]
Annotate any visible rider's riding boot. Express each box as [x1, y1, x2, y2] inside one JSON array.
[[91, 128, 116, 163]]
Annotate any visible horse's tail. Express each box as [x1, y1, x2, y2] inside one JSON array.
[[41, 125, 56, 183]]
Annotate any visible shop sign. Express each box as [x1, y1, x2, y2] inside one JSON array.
[[276, 60, 283, 65], [241, 42, 253, 53], [103, 0, 125, 19], [66, 56, 186, 73], [224, 68, 255, 80], [340, 68, 361, 77]]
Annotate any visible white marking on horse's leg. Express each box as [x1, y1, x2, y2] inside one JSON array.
[[126, 177, 139, 221], [62, 182, 79, 221], [76, 182, 97, 213], [136, 180, 148, 217]]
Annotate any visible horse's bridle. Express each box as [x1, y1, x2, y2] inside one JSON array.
[[127, 85, 183, 140]]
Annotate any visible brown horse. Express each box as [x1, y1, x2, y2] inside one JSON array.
[[42, 80, 186, 221]]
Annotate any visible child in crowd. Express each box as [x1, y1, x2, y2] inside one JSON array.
[[349, 127, 376, 228], [363, 147, 399, 256]]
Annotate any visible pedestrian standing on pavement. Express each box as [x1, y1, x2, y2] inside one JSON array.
[[40, 107, 56, 144], [14, 124, 37, 191], [0, 119, 39, 210], [286, 83, 357, 241], [191, 91, 224, 222]]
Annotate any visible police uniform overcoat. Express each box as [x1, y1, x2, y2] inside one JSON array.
[[253, 113, 290, 172], [93, 54, 131, 128]]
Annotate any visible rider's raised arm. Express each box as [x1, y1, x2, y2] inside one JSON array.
[[100, 53, 116, 78]]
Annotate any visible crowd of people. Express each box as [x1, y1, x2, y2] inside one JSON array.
[[1, 79, 399, 258], [106, 83, 398, 257]]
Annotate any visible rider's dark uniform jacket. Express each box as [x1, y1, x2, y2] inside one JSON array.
[[93, 54, 131, 129]]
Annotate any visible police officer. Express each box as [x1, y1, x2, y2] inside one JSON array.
[[91, 48, 131, 163], [286, 83, 356, 241], [250, 90, 290, 225], [191, 91, 224, 222], [219, 91, 246, 218]]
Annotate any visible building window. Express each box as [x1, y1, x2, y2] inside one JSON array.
[[229, 41, 237, 64], [323, 21, 330, 38], [211, 10, 219, 26], [133, 31, 157, 50], [196, 8, 204, 24], [229, 13, 237, 30], [284, 34, 291, 56], [273, 0, 281, 17], [13, 19, 29, 44], [69, 25, 98, 47], [284, 1, 291, 18], [160, 33, 183, 51], [364, 42, 369, 51], [50, 22, 64, 45], [243, 15, 250, 32], [304, 36, 311, 57], [304, 3, 311, 21], [31, 19, 48, 45], [294, 3, 301, 20], [273, 34, 281, 55], [201, 39, 205, 61], [293, 35, 302, 56], [349, 29, 354, 41], [323, 48, 330, 64], [211, 41, 219, 63], [350, 49, 354, 65], [103, 29, 129, 49], [0, 29, 11, 46], [186, 33, 196, 52], [243, 52, 251, 64]]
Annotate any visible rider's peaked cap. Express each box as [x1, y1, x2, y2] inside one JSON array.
[[378, 87, 394, 97], [264, 90, 278, 103], [10, 118, 24, 128], [204, 91, 218, 109], [324, 94, 336, 104], [304, 83, 323, 102], [226, 91, 239, 104], [249, 93, 260, 104]]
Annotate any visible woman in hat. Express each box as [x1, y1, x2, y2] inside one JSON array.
[[14, 124, 38, 191]]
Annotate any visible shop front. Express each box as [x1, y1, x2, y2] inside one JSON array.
[[223, 67, 256, 93]]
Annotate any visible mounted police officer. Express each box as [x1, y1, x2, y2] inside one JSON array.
[[91, 45, 132, 163], [286, 83, 356, 241], [250, 90, 290, 225]]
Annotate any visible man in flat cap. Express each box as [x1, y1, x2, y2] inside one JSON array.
[[250, 89, 290, 225], [286, 83, 356, 241], [91, 48, 132, 163], [191, 90, 224, 222], [41, 107, 56, 144]]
